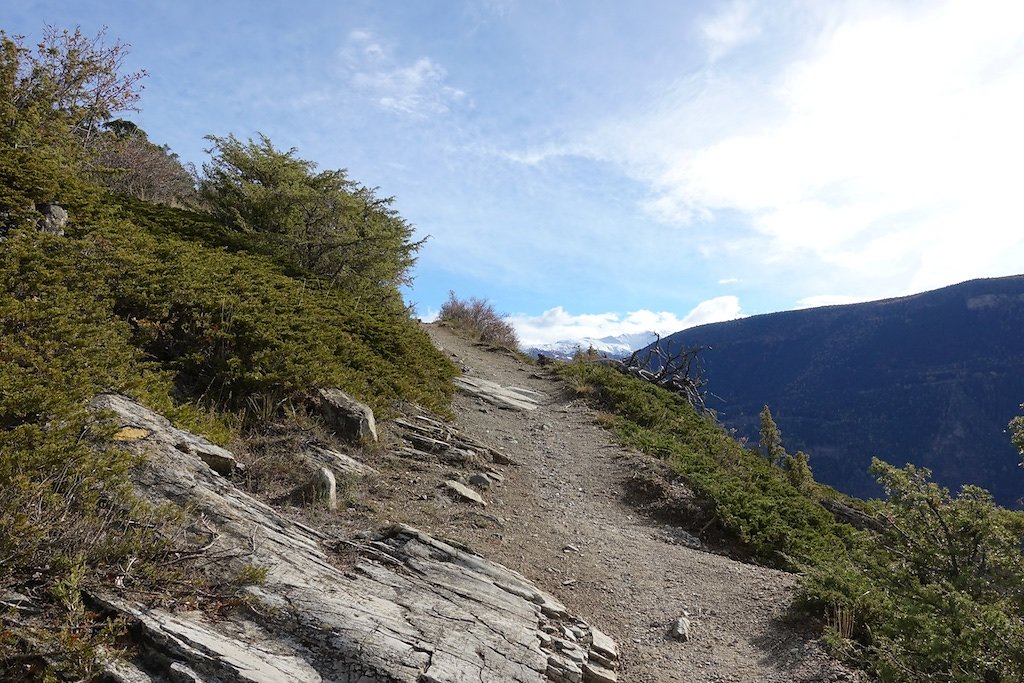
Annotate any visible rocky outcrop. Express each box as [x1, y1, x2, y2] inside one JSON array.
[[91, 394, 618, 682], [314, 388, 378, 443], [390, 414, 518, 467], [453, 376, 544, 411]]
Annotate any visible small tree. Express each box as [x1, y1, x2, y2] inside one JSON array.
[[1, 26, 147, 231], [759, 404, 786, 466], [0, 26, 146, 151], [199, 134, 423, 288], [783, 450, 813, 493], [1010, 404, 1024, 469], [865, 458, 1024, 681]]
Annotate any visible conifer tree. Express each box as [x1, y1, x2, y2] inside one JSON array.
[[759, 404, 785, 466]]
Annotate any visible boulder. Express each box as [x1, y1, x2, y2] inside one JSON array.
[[37, 203, 68, 236], [315, 388, 377, 443], [285, 465, 339, 511], [92, 395, 619, 681]]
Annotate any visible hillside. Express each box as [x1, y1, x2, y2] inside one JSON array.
[[650, 276, 1024, 506], [4, 27, 1024, 683]]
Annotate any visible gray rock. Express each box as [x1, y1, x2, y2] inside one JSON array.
[[469, 472, 494, 488], [93, 394, 237, 476], [285, 466, 338, 511], [37, 203, 68, 236], [315, 388, 377, 443], [453, 376, 544, 411], [583, 660, 619, 683], [304, 444, 377, 477], [92, 395, 618, 682], [669, 616, 691, 641], [445, 479, 486, 506]]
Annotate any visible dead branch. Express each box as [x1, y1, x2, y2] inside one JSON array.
[[615, 334, 709, 412]]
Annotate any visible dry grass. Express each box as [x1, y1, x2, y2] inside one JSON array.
[[437, 291, 520, 350]]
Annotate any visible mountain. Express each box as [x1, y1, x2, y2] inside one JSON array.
[[647, 276, 1024, 506], [524, 331, 658, 360]]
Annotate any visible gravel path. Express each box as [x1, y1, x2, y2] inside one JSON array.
[[364, 325, 863, 683]]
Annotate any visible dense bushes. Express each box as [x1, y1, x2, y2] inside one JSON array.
[[559, 357, 1024, 682]]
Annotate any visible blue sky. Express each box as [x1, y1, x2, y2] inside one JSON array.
[[8, 0, 1024, 344]]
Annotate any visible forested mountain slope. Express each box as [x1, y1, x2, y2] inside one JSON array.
[[654, 276, 1024, 505]]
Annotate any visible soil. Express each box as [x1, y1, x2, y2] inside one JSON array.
[[320, 324, 865, 683]]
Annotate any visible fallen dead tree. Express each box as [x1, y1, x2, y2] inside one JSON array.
[[614, 335, 709, 412]]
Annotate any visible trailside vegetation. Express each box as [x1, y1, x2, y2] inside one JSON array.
[[558, 358, 1024, 683], [199, 133, 423, 290], [0, 26, 454, 677], [437, 290, 520, 349]]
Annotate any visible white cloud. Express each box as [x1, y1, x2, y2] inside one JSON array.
[[718, 277, 741, 285], [509, 296, 744, 346], [343, 30, 465, 116], [681, 295, 744, 327], [588, 0, 1024, 298], [701, 1, 762, 61]]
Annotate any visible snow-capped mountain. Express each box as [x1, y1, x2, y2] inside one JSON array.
[[523, 331, 659, 360]]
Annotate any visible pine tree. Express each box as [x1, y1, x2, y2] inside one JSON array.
[[759, 404, 786, 466]]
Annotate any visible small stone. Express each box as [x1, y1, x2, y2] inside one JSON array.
[[563, 544, 580, 553], [469, 472, 493, 488], [590, 626, 618, 660], [285, 466, 338, 510], [37, 203, 68, 236], [445, 480, 486, 506], [669, 616, 691, 641]]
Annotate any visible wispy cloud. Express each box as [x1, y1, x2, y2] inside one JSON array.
[[585, 0, 1024, 298], [701, 1, 762, 60], [343, 30, 466, 116], [509, 296, 744, 346]]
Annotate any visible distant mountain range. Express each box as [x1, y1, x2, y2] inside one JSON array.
[[645, 276, 1024, 507], [523, 332, 658, 360]]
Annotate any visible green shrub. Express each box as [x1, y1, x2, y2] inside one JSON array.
[[199, 134, 423, 289]]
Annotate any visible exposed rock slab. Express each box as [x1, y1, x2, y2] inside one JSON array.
[[391, 414, 516, 466], [91, 394, 617, 682], [95, 393, 237, 476], [315, 388, 378, 443], [453, 376, 544, 412], [304, 443, 378, 477]]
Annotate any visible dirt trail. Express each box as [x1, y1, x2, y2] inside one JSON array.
[[368, 325, 862, 683]]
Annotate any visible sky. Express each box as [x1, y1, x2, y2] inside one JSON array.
[[8, 0, 1024, 345]]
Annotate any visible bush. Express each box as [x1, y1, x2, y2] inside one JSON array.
[[437, 290, 520, 349], [89, 120, 197, 204]]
